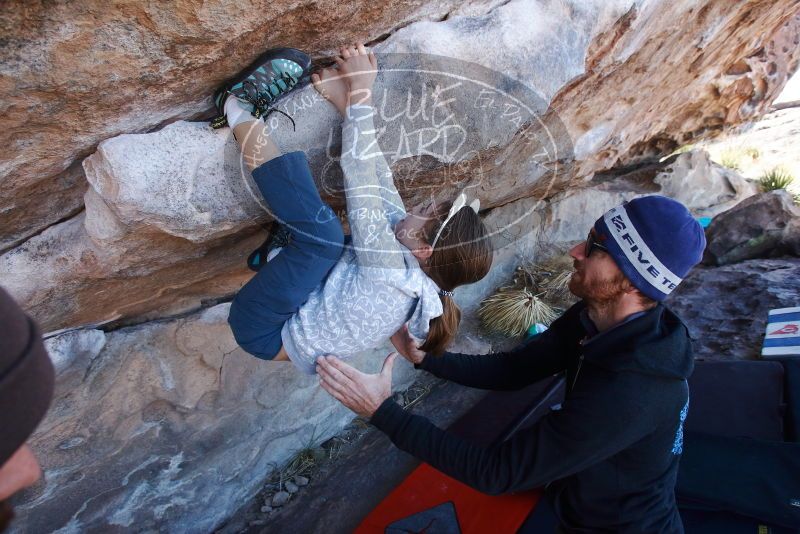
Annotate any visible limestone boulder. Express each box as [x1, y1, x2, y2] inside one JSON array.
[[653, 150, 759, 218], [703, 189, 800, 266], [0, 211, 266, 333], [2, 0, 501, 251], [82, 121, 266, 243], [15, 303, 422, 533], [556, 5, 800, 179], [0, 0, 797, 336], [667, 258, 800, 360]]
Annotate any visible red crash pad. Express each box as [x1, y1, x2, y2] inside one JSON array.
[[356, 462, 541, 534]]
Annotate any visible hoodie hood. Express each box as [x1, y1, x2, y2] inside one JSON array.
[[580, 302, 694, 380]]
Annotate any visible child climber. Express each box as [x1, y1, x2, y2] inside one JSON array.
[[214, 43, 493, 374]]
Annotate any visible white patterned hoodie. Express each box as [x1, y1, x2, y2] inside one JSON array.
[[281, 105, 443, 374]]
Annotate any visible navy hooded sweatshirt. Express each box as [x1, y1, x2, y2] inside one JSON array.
[[371, 301, 693, 533]]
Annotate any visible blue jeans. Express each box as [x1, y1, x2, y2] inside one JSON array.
[[228, 151, 344, 359]]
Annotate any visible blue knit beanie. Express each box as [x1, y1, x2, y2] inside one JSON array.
[[593, 195, 706, 302]]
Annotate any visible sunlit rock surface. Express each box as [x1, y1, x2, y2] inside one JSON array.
[[22, 304, 419, 533], [2, 0, 799, 531]]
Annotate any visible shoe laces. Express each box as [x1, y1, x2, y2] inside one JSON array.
[[239, 71, 299, 130]]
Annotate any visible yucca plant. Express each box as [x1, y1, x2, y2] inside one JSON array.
[[478, 287, 559, 337], [542, 270, 573, 300], [759, 167, 795, 193], [478, 251, 576, 337], [522, 254, 576, 308]]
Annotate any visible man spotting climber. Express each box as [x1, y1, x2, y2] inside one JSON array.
[[0, 287, 55, 532], [317, 195, 706, 533]]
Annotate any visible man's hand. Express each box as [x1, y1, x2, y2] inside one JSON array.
[[390, 324, 427, 365], [317, 353, 397, 419]]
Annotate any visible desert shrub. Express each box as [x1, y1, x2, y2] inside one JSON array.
[[759, 167, 795, 192]]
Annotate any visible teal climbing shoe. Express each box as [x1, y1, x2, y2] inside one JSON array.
[[247, 224, 292, 272], [211, 47, 312, 130]]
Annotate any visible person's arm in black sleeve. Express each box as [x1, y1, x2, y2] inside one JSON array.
[[417, 326, 567, 390], [370, 374, 656, 494]]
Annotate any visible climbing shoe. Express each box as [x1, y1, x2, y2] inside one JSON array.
[[247, 224, 292, 272], [211, 47, 312, 130]]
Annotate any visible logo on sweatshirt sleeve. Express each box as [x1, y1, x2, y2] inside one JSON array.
[[671, 397, 689, 455]]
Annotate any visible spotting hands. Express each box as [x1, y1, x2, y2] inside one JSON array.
[[317, 353, 397, 419]]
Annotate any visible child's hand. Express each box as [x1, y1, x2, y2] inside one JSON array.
[[311, 68, 349, 117], [390, 324, 426, 365], [334, 42, 378, 106]]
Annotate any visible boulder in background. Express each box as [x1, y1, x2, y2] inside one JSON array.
[[703, 189, 800, 265]]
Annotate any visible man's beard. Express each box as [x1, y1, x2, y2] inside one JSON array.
[[0, 501, 14, 533], [569, 269, 628, 306]]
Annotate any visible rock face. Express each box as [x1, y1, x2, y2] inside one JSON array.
[[667, 258, 800, 361], [4, 3, 795, 331], [652, 150, 760, 218], [20, 304, 420, 533], [0, 212, 267, 333], [556, 4, 800, 178], [12, 148, 758, 532], [704, 189, 800, 265], [2, 1, 799, 532], [1, 0, 504, 252]]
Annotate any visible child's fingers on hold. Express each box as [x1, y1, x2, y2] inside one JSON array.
[[340, 46, 351, 58], [357, 42, 367, 55]]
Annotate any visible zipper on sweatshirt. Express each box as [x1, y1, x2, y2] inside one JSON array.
[[571, 337, 587, 392], [571, 354, 585, 392]]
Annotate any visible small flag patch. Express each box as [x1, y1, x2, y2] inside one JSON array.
[[761, 306, 800, 358]]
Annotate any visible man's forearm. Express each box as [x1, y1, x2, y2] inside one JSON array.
[[371, 376, 654, 497], [417, 331, 566, 391], [417, 351, 535, 390], [370, 399, 545, 494]]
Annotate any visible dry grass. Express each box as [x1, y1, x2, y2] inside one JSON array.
[[524, 253, 576, 309], [478, 248, 576, 337], [718, 149, 743, 171], [479, 287, 559, 337], [713, 145, 760, 172]]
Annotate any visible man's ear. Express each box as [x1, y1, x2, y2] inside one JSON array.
[[621, 278, 639, 294], [413, 243, 433, 260]]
